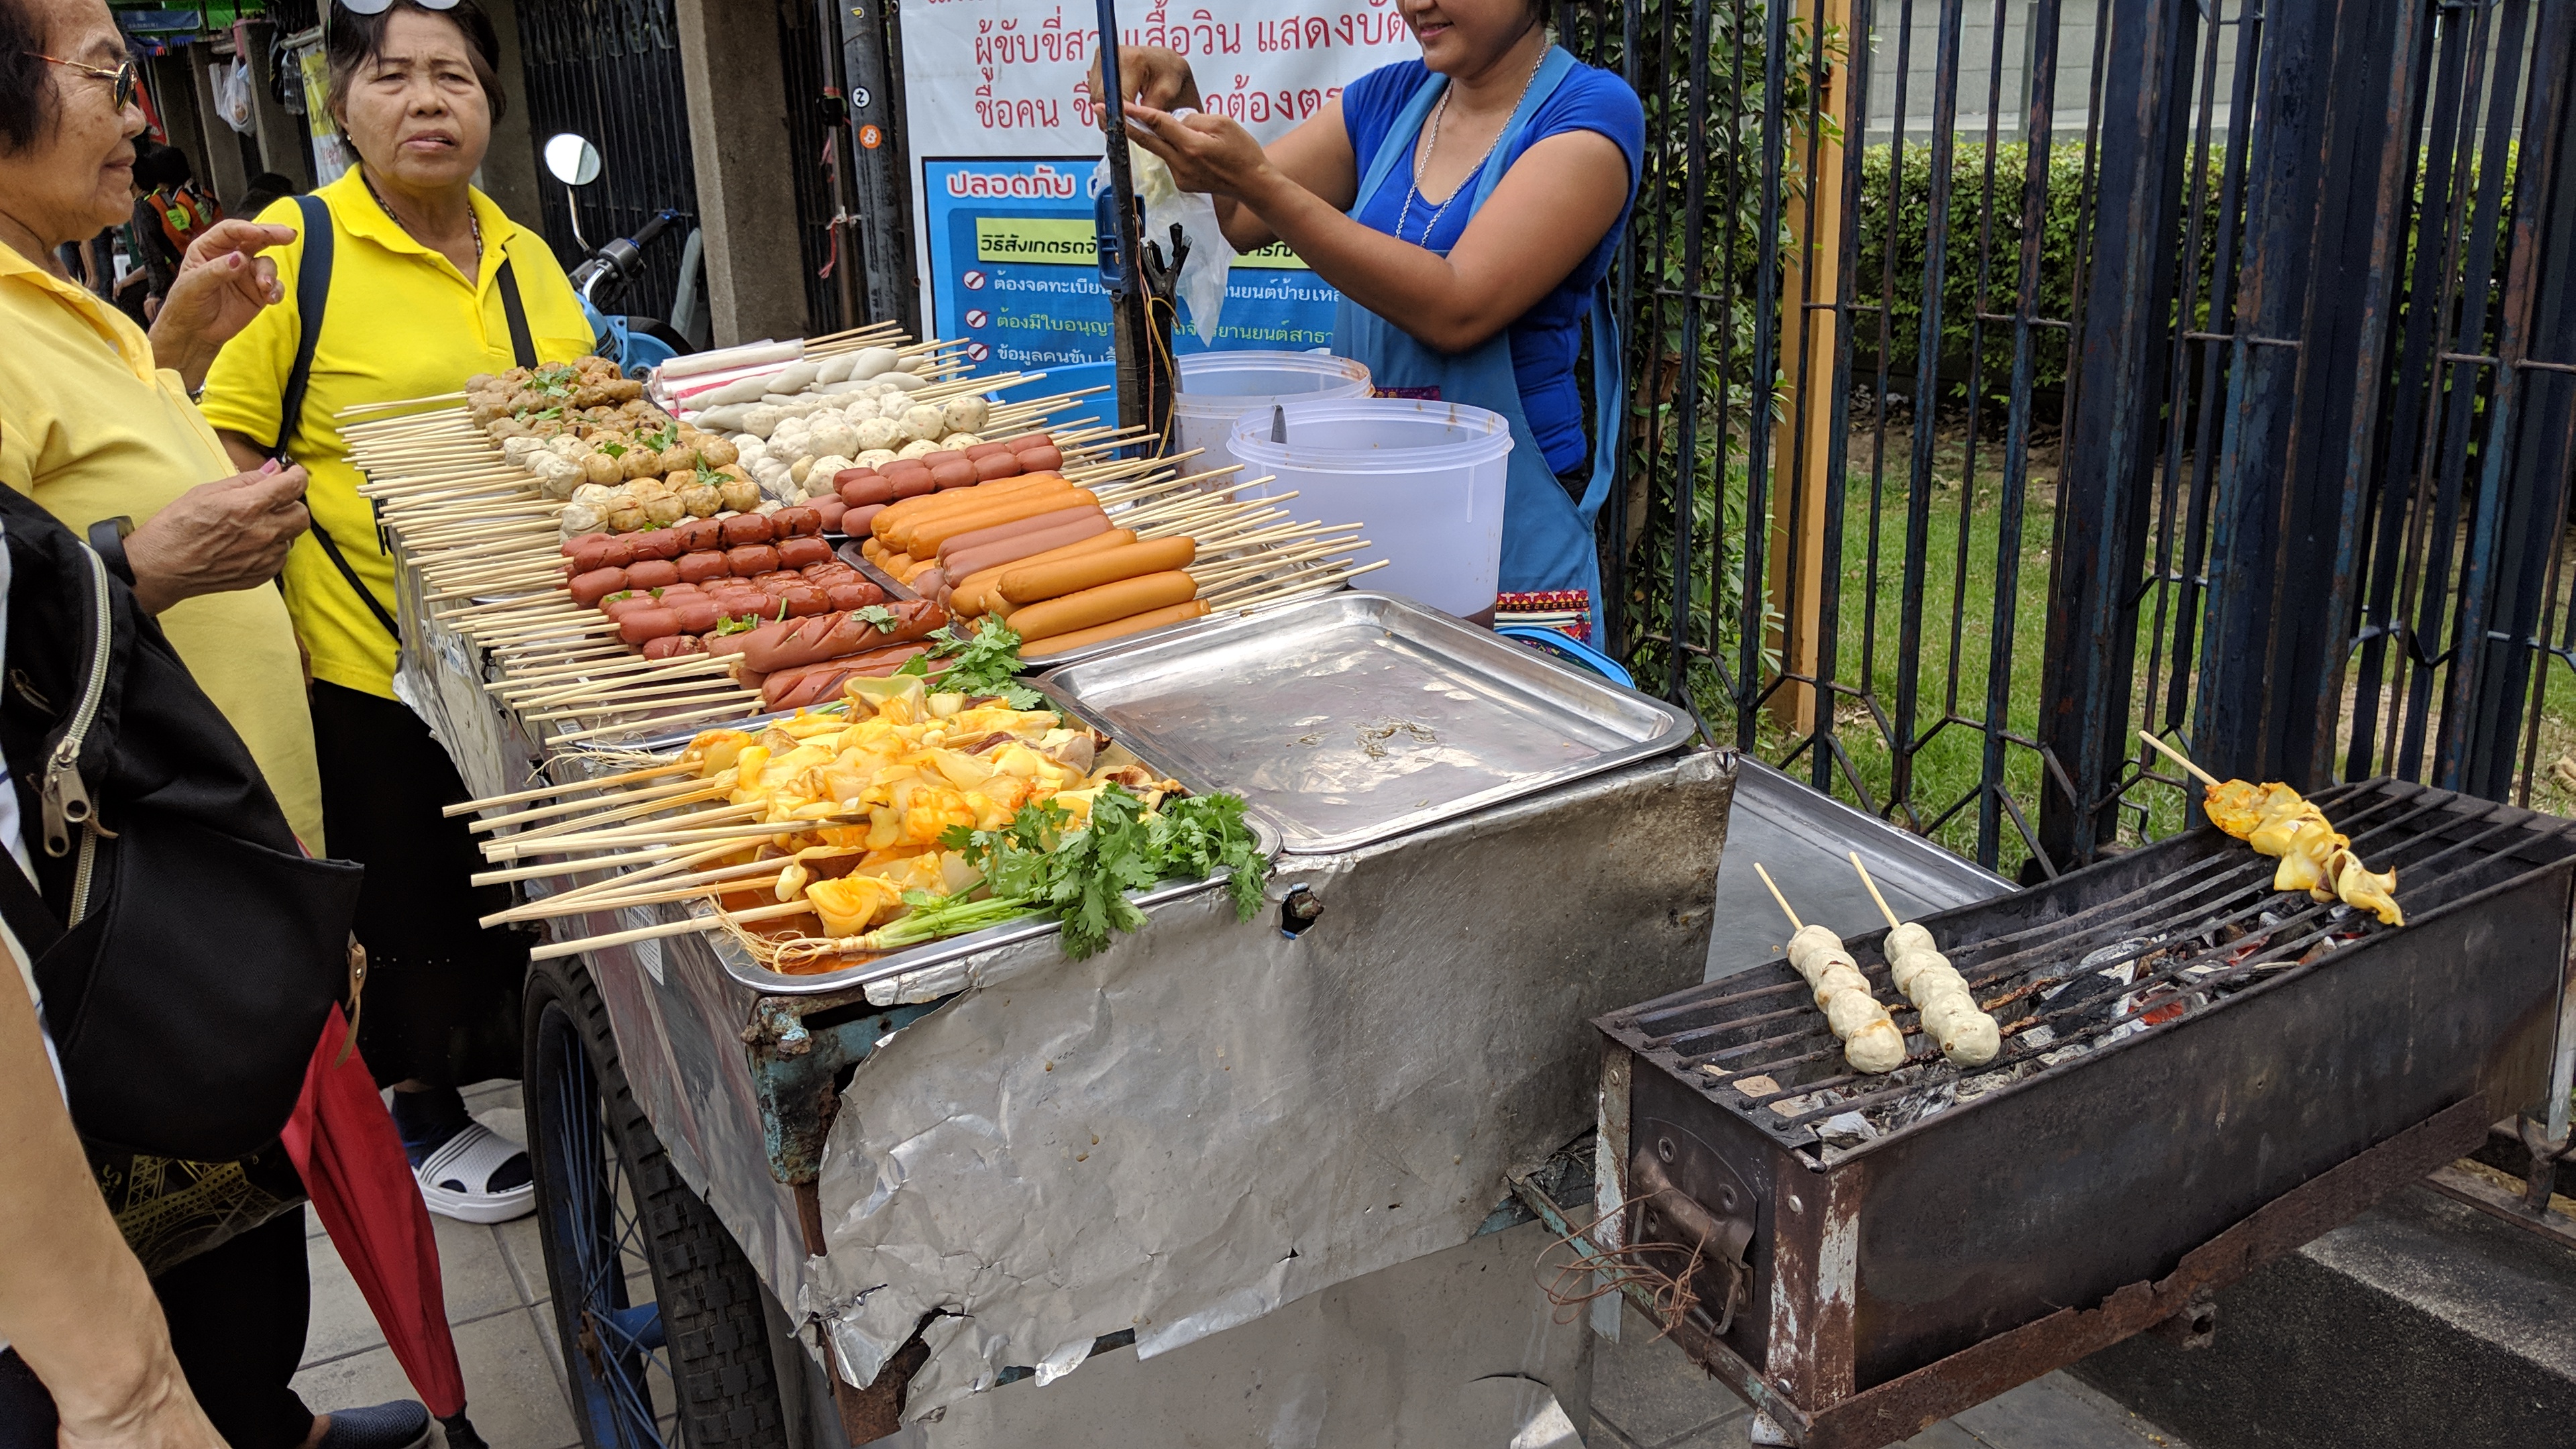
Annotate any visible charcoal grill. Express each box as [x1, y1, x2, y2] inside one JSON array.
[[1540, 778, 2575, 1449]]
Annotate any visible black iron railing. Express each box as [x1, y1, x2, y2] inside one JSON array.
[[1560, 0, 2575, 878], [515, 0, 702, 321]]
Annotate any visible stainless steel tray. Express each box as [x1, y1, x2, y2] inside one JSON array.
[[1034, 591, 1695, 854]]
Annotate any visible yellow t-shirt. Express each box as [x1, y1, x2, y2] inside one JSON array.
[[0, 241, 326, 851], [197, 170, 594, 700]]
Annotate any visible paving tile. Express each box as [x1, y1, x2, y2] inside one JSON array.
[[302, 1228, 389, 1366], [1949, 1373, 2184, 1449], [1898, 1421, 1990, 1449], [1587, 1305, 1752, 1449], [1591, 1414, 1646, 1448], [496, 1210, 550, 1306], [427, 1212, 527, 1324], [448, 1307, 580, 1448], [529, 1300, 570, 1401]]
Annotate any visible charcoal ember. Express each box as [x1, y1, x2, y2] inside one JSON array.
[[2037, 1041, 2093, 1068], [1953, 1062, 2037, 1102]]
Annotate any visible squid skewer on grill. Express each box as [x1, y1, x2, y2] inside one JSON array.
[[1752, 863, 1909, 1074], [1848, 853, 2002, 1067], [2138, 732, 2404, 926]]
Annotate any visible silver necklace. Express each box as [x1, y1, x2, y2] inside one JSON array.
[[1394, 46, 1549, 248], [362, 168, 481, 262]]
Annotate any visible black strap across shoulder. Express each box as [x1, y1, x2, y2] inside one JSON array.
[[272, 193, 539, 643]]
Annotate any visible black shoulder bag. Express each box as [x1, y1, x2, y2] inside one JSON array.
[[0, 482, 364, 1161], [273, 192, 539, 641]]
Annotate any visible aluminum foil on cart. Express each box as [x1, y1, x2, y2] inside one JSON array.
[[803, 749, 1738, 1416]]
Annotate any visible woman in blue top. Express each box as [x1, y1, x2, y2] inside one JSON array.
[[1098, 0, 1643, 628]]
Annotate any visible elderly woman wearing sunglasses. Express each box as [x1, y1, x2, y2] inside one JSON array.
[[0, 0, 440, 1446], [201, 0, 594, 1230]]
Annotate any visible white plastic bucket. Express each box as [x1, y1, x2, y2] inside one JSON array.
[[1228, 398, 1514, 620], [1173, 351, 1373, 483]]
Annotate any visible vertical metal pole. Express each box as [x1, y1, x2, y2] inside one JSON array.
[[1093, 0, 1151, 437], [816, 0, 862, 331], [839, 0, 920, 332], [2035, 0, 2198, 866]]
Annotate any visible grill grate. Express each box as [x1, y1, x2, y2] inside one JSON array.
[[1607, 779, 2576, 1150]]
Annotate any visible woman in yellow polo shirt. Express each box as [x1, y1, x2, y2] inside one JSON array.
[[202, 0, 593, 1224]]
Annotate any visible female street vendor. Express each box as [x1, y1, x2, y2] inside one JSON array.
[[1095, 0, 1642, 628]]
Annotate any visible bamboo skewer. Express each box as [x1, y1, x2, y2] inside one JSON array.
[[1850, 853, 1902, 931], [479, 811, 814, 861], [553, 700, 766, 744], [445, 759, 695, 816], [470, 837, 736, 886], [1752, 862, 1803, 931], [484, 798, 761, 851], [528, 688, 759, 724], [2137, 731, 2223, 788], [529, 900, 814, 963], [468, 773, 712, 832]]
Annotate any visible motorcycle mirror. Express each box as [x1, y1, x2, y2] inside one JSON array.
[[543, 133, 602, 186]]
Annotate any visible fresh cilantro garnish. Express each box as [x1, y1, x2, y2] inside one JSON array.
[[850, 604, 901, 633], [712, 614, 759, 635], [939, 786, 1269, 959], [918, 615, 1045, 708], [599, 440, 627, 458]]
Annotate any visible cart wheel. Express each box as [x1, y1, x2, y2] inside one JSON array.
[[525, 955, 788, 1447]]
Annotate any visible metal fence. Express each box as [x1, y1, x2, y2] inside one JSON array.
[[1563, 0, 2575, 879], [515, 0, 702, 321]]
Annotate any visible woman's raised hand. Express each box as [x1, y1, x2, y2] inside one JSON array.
[[1120, 103, 1273, 200], [146, 219, 298, 392], [1085, 45, 1203, 122]]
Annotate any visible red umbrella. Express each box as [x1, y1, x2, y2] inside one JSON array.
[[281, 1007, 474, 1428]]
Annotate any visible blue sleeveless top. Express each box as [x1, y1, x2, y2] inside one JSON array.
[[1341, 58, 1644, 474]]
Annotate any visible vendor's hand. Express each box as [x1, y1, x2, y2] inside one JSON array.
[[123, 461, 312, 614], [1086, 45, 1201, 123], [1120, 102, 1273, 199], [146, 219, 296, 392]]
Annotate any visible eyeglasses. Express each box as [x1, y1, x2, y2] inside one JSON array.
[[332, 0, 460, 15], [29, 54, 138, 111]]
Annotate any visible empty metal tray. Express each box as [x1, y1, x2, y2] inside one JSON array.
[[1036, 592, 1695, 853]]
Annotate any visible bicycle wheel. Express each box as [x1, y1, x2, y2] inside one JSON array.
[[525, 955, 788, 1448]]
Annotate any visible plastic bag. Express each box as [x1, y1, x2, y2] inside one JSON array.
[[215, 60, 255, 133], [1093, 142, 1235, 347]]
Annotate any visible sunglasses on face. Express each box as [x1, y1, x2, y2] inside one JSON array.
[[30, 53, 138, 111]]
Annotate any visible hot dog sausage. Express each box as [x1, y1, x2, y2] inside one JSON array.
[[775, 536, 835, 569], [888, 472, 936, 501], [1014, 445, 1065, 474], [561, 531, 612, 558], [930, 458, 978, 490], [1018, 599, 1212, 657], [566, 567, 629, 606], [971, 451, 1024, 482], [600, 593, 665, 621], [780, 585, 830, 617], [670, 598, 721, 635], [963, 441, 1016, 462], [626, 528, 686, 562], [737, 598, 947, 674], [673, 517, 727, 552], [1000, 431, 1055, 451], [725, 544, 780, 576], [936, 503, 1111, 564], [624, 558, 680, 590], [823, 581, 881, 611], [721, 513, 775, 546], [884, 484, 1083, 555], [837, 470, 894, 507], [677, 550, 732, 584], [642, 633, 708, 659], [618, 608, 684, 645], [947, 529, 1136, 616], [870, 473, 1065, 540], [811, 498, 849, 532], [1000, 571, 1197, 643], [772, 506, 824, 538], [998, 537, 1197, 605], [758, 644, 933, 710]]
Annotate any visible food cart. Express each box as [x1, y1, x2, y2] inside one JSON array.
[[393, 497, 1739, 1445]]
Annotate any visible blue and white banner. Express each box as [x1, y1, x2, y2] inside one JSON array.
[[898, 0, 1415, 374]]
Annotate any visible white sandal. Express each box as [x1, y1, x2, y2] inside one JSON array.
[[414, 1121, 536, 1224]]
